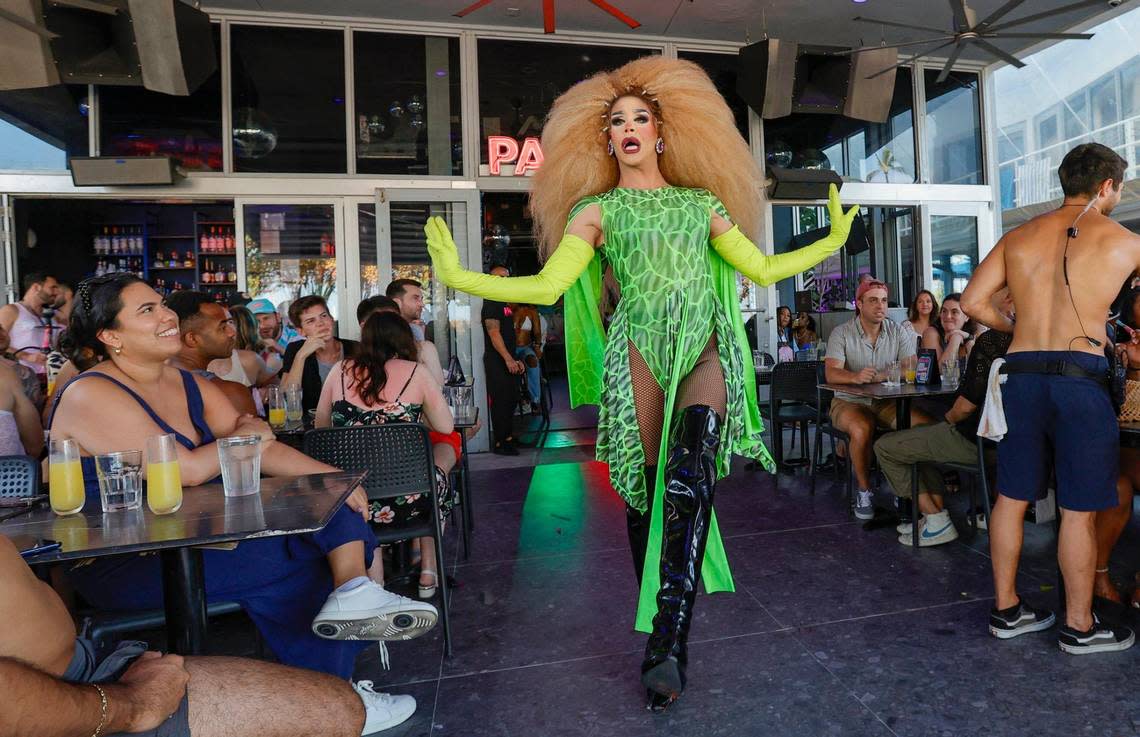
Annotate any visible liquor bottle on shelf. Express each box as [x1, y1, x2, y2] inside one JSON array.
[[224, 227, 234, 252], [199, 227, 209, 253], [202, 260, 212, 284], [226, 266, 236, 284]]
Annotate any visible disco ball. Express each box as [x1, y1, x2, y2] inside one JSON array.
[[388, 100, 405, 118], [796, 148, 831, 170], [406, 95, 424, 115], [766, 140, 793, 168], [409, 114, 425, 130], [483, 224, 510, 249], [232, 108, 278, 159]]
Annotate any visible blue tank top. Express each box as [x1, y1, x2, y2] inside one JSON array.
[[49, 370, 216, 499]]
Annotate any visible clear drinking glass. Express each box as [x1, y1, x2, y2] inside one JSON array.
[[145, 434, 182, 515], [216, 435, 262, 497], [266, 385, 286, 430], [49, 438, 85, 516], [887, 361, 901, 385], [941, 359, 958, 387], [284, 385, 303, 429], [94, 450, 143, 513]]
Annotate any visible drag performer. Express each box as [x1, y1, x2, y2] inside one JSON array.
[[424, 56, 858, 709]]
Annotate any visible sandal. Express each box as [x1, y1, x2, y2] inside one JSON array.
[[418, 569, 438, 600]]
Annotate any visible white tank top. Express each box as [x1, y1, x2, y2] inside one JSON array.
[[211, 349, 252, 387], [9, 303, 47, 374]]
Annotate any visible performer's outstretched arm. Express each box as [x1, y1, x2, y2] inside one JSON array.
[[424, 216, 595, 306], [710, 184, 860, 286]]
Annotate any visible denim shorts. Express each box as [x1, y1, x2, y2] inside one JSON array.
[[996, 351, 1119, 512], [63, 638, 191, 737]]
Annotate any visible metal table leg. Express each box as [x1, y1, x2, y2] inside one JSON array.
[[460, 432, 474, 533], [162, 547, 207, 655]]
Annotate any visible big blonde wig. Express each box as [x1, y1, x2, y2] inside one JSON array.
[[531, 55, 763, 261]]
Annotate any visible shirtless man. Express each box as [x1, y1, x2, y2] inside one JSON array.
[[0, 535, 413, 737], [962, 143, 1140, 655]]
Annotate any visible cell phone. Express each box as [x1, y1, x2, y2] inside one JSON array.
[[19, 538, 62, 559]]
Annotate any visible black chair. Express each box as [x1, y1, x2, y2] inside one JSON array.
[[908, 436, 995, 547], [0, 454, 40, 502], [763, 361, 820, 474], [810, 362, 853, 502], [305, 423, 453, 656]]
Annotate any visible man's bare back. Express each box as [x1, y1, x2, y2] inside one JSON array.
[[0, 535, 78, 675], [965, 208, 1140, 354]]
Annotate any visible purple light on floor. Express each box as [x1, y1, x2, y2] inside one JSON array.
[[434, 69, 448, 78], [852, 0, 867, 3]]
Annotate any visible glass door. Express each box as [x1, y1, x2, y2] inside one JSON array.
[[920, 202, 993, 303], [234, 198, 346, 325], [356, 189, 483, 445]]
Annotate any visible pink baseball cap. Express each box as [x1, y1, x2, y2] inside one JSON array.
[[855, 279, 889, 302]]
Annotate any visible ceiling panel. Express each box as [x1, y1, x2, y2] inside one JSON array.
[[202, 0, 1130, 61]]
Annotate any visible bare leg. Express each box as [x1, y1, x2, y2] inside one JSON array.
[[326, 541, 367, 588], [831, 403, 876, 489], [917, 492, 944, 515], [1059, 509, 1098, 631], [990, 494, 1029, 611], [1093, 475, 1133, 603], [183, 657, 365, 737]]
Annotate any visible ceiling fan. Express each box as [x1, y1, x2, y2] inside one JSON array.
[[452, 0, 640, 34], [845, 0, 1103, 82]]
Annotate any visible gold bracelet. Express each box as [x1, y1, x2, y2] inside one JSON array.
[[91, 683, 108, 737]]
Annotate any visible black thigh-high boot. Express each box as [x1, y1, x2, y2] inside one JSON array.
[[640, 405, 721, 711], [626, 467, 656, 586]]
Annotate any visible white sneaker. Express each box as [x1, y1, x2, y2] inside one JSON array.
[[355, 680, 416, 734], [854, 489, 875, 520], [898, 511, 958, 547], [896, 517, 921, 535], [313, 580, 438, 641]]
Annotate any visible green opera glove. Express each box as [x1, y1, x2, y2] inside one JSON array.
[[423, 216, 594, 305], [711, 183, 861, 286]]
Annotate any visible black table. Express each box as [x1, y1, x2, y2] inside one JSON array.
[[818, 381, 959, 430], [2, 471, 365, 655]]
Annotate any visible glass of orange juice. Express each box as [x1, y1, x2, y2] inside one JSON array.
[[903, 355, 917, 384], [146, 433, 183, 515], [49, 438, 85, 516], [266, 386, 286, 430]]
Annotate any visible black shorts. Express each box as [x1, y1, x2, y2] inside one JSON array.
[[996, 351, 1119, 512], [62, 638, 191, 737]]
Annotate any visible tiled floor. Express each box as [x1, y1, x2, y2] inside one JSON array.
[[192, 382, 1140, 736], [339, 391, 1140, 737]]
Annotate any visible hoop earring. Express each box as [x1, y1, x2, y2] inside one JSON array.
[[606, 140, 614, 156], [655, 137, 664, 155]]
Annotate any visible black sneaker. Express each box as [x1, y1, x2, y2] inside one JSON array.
[[1057, 616, 1135, 655], [492, 442, 519, 456], [988, 599, 1056, 639]]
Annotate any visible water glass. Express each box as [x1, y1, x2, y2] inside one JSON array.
[[284, 385, 304, 429], [145, 434, 182, 515], [49, 438, 85, 516], [217, 435, 262, 497], [266, 386, 286, 430], [94, 450, 143, 513], [941, 359, 959, 387], [887, 362, 902, 385]]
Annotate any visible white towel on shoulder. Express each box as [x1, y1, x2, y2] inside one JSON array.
[[977, 357, 1008, 441]]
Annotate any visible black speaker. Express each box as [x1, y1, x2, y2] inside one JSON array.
[[736, 39, 798, 120], [767, 166, 843, 200], [737, 40, 898, 123], [1, 0, 216, 95]]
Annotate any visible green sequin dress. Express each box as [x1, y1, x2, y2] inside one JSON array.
[[562, 186, 774, 632]]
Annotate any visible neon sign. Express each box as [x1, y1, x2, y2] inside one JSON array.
[[484, 135, 545, 176]]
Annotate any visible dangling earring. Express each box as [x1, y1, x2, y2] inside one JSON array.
[[655, 137, 665, 155], [113, 346, 122, 355], [606, 140, 615, 156]]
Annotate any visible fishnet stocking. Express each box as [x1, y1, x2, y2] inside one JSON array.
[[628, 335, 726, 466]]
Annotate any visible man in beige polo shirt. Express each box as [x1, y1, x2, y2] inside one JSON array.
[[824, 279, 927, 519]]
